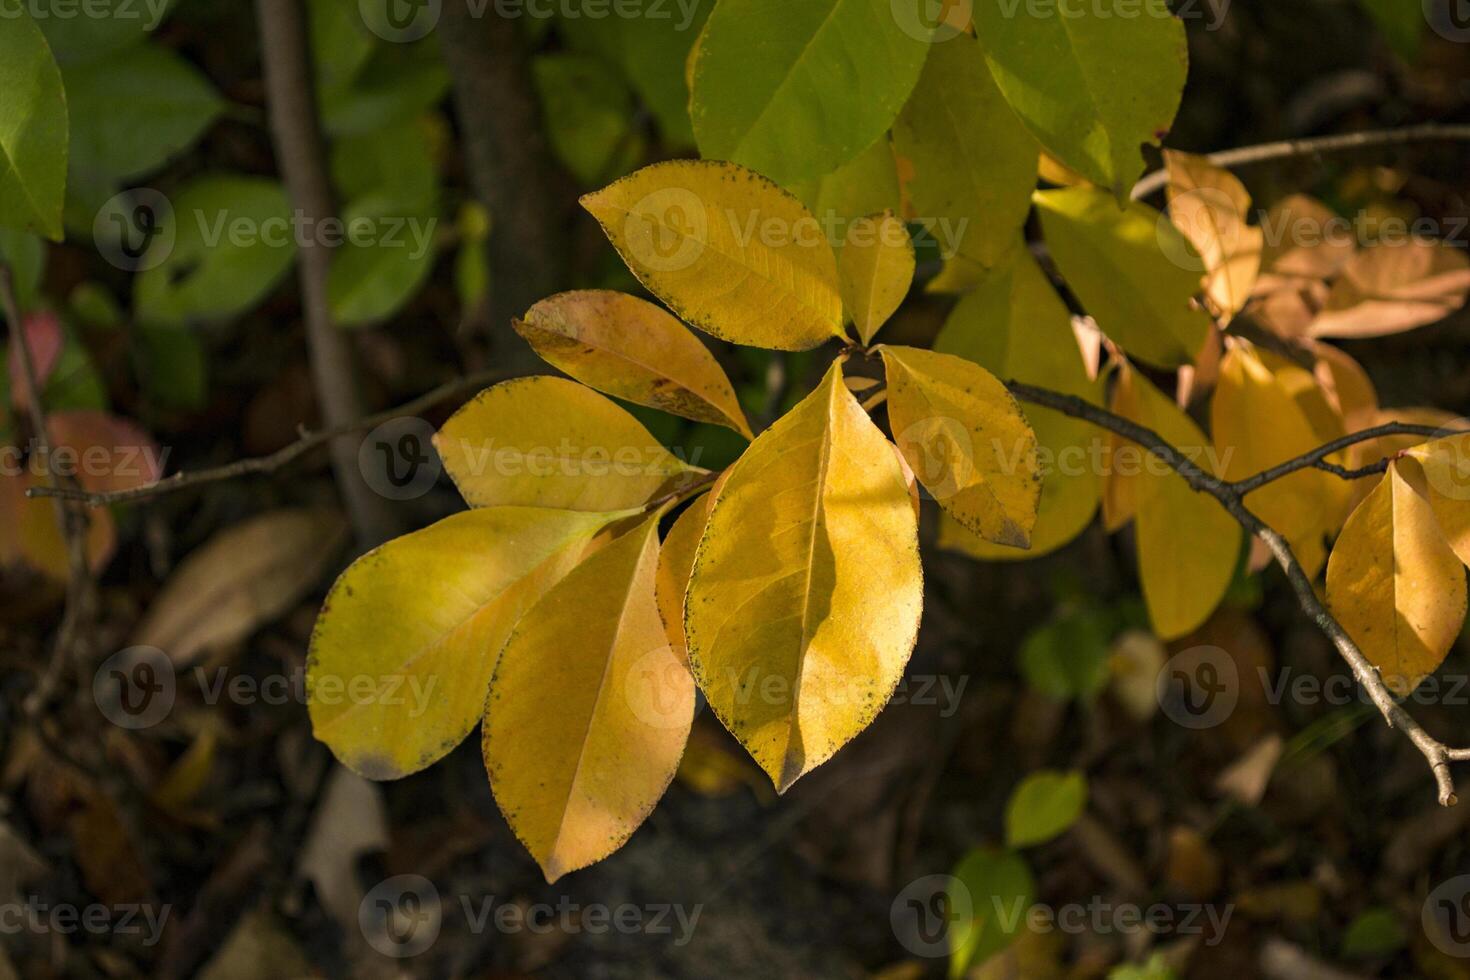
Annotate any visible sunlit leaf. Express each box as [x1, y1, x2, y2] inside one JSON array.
[[1406, 435, 1470, 569], [837, 212, 913, 345], [582, 160, 845, 350], [1309, 239, 1470, 338], [685, 363, 922, 791], [1163, 150, 1261, 321], [880, 344, 1040, 547], [310, 506, 625, 780], [484, 512, 694, 882], [1005, 769, 1087, 848], [435, 377, 700, 512], [0, 9, 68, 240], [514, 290, 752, 437], [689, 0, 928, 185], [1035, 187, 1211, 368], [1326, 461, 1467, 695]]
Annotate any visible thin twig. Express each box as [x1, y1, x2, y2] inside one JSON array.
[[1132, 123, 1470, 200], [2, 265, 96, 716], [1229, 422, 1466, 494], [1008, 380, 1469, 806], [29, 369, 506, 508], [256, 0, 400, 548]]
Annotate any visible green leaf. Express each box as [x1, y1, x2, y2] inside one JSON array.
[[892, 34, 1038, 269], [320, 39, 449, 137], [0, 7, 68, 240], [0, 228, 44, 310], [690, 0, 929, 185], [971, 0, 1187, 199], [1019, 607, 1114, 702], [534, 54, 641, 185], [133, 176, 297, 327], [1358, 0, 1421, 62], [327, 193, 438, 328], [34, 0, 177, 65], [330, 118, 438, 209], [948, 847, 1034, 978], [556, 0, 710, 146], [1005, 769, 1087, 848], [63, 43, 222, 221], [1341, 907, 1407, 958], [308, 0, 376, 95], [1109, 954, 1180, 980], [789, 136, 901, 228], [1034, 186, 1210, 368]]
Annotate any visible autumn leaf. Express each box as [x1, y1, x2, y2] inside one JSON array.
[[1406, 435, 1470, 568], [1211, 342, 1350, 577], [837, 211, 913, 345], [581, 160, 845, 351], [655, 479, 725, 667], [685, 362, 922, 791], [1326, 461, 1467, 695], [1035, 186, 1212, 368], [435, 377, 700, 512], [1112, 364, 1242, 639], [1163, 150, 1262, 321], [309, 506, 628, 780], [1309, 238, 1470, 338], [514, 290, 752, 438], [483, 511, 694, 882], [880, 344, 1041, 547]]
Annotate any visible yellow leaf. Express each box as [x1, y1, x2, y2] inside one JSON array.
[[1112, 365, 1242, 639], [1257, 194, 1354, 281], [581, 160, 844, 351], [1211, 342, 1349, 577], [1407, 435, 1470, 568], [685, 363, 922, 791], [933, 250, 1103, 557], [1034, 186, 1212, 368], [308, 506, 627, 780], [880, 345, 1040, 547], [1163, 150, 1262, 320], [484, 512, 694, 882], [655, 480, 725, 667], [1326, 461, 1467, 695], [837, 211, 914, 345], [514, 290, 752, 438], [435, 377, 699, 511]]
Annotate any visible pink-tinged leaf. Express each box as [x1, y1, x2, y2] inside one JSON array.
[[8, 312, 63, 407], [1310, 239, 1470, 339], [46, 412, 165, 495]]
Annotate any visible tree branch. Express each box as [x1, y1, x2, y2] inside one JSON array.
[[438, 0, 568, 372], [255, 0, 400, 548], [1131, 122, 1470, 200], [2, 264, 96, 716], [1007, 380, 1468, 806], [1228, 421, 1466, 494], [28, 369, 506, 508]]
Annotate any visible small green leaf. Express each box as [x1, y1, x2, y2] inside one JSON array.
[[1005, 769, 1087, 848], [534, 54, 642, 184], [1035, 186, 1211, 368], [972, 0, 1187, 199], [690, 0, 929, 185], [0, 228, 44, 310], [0, 7, 69, 241], [133, 176, 297, 327], [1020, 607, 1114, 702], [948, 847, 1034, 978], [1341, 906, 1406, 958]]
